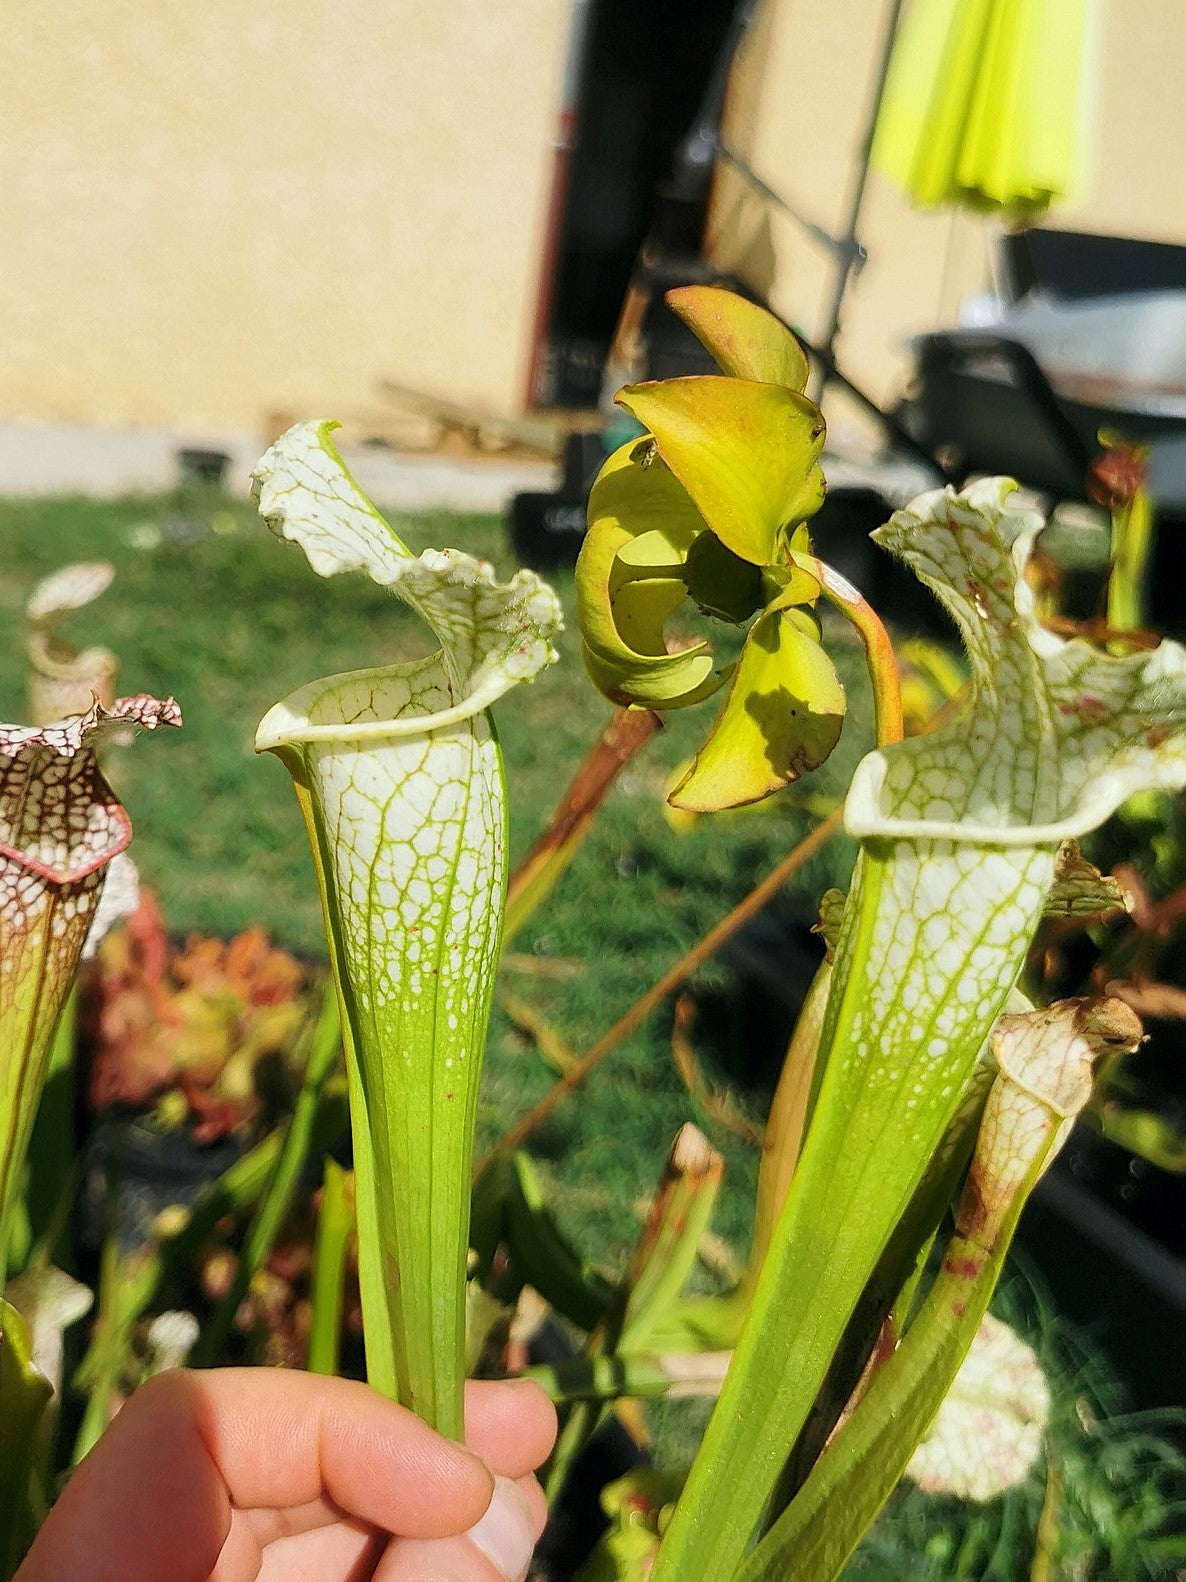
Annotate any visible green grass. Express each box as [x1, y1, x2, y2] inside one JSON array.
[[0, 488, 868, 1270]]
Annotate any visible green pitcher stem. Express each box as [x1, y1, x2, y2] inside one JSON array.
[[734, 996, 1141, 1582]]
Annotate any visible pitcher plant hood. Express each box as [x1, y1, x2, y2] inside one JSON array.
[[847, 475, 1186, 846]]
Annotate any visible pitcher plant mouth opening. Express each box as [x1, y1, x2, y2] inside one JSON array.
[[255, 551, 562, 755], [256, 673, 500, 749]]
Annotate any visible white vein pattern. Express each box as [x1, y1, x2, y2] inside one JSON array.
[[826, 476, 1186, 1161]]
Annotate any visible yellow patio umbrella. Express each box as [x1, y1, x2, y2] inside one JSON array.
[[871, 0, 1098, 221]]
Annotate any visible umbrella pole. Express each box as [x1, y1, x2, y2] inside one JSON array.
[[812, 0, 907, 399]]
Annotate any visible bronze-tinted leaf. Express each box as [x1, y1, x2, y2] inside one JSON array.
[[617, 378, 825, 566], [666, 285, 810, 391], [670, 602, 844, 811]]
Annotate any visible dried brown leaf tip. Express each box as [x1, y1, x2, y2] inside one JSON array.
[[1044, 840, 1128, 918], [992, 995, 1142, 1120], [670, 1120, 723, 1179], [957, 995, 1144, 1250], [1073, 995, 1145, 1058]]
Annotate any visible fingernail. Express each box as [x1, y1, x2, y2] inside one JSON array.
[[465, 1474, 536, 1581]]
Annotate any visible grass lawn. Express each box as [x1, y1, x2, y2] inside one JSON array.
[[0, 486, 871, 1275]]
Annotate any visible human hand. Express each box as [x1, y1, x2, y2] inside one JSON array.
[[15, 1369, 557, 1582]]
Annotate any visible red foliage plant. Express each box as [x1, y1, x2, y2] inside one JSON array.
[[82, 891, 314, 1143]]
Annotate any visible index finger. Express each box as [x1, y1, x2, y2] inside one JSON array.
[[18, 1369, 494, 1582], [193, 1369, 497, 1532], [462, 1379, 557, 1481]]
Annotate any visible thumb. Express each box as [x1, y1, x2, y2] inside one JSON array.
[[378, 1475, 539, 1582]]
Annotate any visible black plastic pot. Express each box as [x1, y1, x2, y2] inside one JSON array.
[[79, 1116, 246, 1258], [528, 1319, 648, 1582], [1016, 1130, 1186, 1416], [176, 447, 231, 490]]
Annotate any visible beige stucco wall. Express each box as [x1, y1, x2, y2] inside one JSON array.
[[1, 1, 1182, 439], [0, 1, 568, 432], [709, 0, 1186, 440]]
